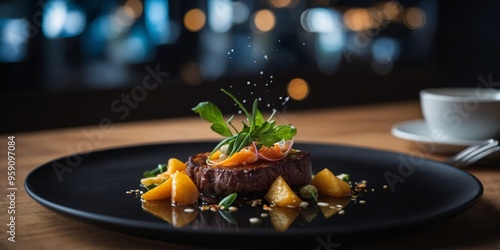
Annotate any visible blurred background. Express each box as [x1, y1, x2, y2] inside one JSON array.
[[1, 0, 499, 133]]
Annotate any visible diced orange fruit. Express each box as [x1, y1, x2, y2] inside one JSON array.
[[312, 168, 351, 198], [258, 144, 282, 159], [171, 171, 199, 205], [165, 158, 186, 175], [265, 176, 303, 207], [141, 177, 173, 200], [214, 148, 258, 167]]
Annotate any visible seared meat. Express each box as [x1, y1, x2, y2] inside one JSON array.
[[186, 151, 312, 197]]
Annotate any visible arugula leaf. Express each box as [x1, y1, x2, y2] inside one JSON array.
[[192, 102, 232, 137]]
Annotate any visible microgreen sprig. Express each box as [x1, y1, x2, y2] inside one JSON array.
[[192, 89, 296, 159]]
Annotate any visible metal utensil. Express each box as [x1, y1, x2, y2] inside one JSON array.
[[445, 138, 500, 168]]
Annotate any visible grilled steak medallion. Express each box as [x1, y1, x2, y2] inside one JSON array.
[[186, 151, 312, 197]]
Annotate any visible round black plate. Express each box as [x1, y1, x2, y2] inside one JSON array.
[[25, 142, 483, 248]]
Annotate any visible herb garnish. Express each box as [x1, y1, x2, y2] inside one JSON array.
[[192, 89, 297, 159], [218, 192, 238, 208], [143, 163, 167, 178]]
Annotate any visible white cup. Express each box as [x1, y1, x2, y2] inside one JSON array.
[[420, 87, 500, 141]]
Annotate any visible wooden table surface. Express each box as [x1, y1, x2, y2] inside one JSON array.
[[1, 101, 499, 249]]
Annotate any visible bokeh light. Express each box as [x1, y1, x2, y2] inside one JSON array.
[[381, 1, 403, 21], [269, 0, 299, 8], [184, 8, 206, 32], [252, 9, 276, 33], [232, 1, 249, 24], [125, 0, 143, 19], [287, 78, 310, 101], [372, 37, 400, 64], [404, 7, 426, 29], [208, 0, 232, 33], [343, 8, 373, 31]]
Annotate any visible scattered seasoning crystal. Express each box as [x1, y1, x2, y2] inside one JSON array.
[[317, 202, 329, 207], [184, 208, 195, 213], [249, 218, 260, 224], [299, 201, 309, 208]]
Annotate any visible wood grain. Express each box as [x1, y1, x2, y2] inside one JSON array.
[[1, 101, 498, 249]]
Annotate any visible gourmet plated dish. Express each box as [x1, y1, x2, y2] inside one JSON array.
[[137, 89, 368, 230]]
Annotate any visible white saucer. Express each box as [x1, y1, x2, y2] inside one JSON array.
[[391, 119, 480, 154]]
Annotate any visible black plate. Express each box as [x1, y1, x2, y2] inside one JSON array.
[[25, 142, 483, 248]]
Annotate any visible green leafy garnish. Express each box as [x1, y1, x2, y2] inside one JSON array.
[[218, 192, 238, 208], [192, 89, 297, 159], [336, 173, 350, 183], [143, 163, 167, 178]]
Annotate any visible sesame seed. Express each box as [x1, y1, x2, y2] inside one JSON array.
[[299, 201, 309, 208], [317, 202, 329, 207], [287, 205, 296, 208], [261, 213, 268, 218], [210, 207, 217, 212], [336, 204, 343, 208], [249, 217, 260, 224], [339, 210, 345, 215], [359, 200, 366, 204], [229, 206, 238, 212], [184, 208, 195, 213], [383, 185, 388, 189]]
